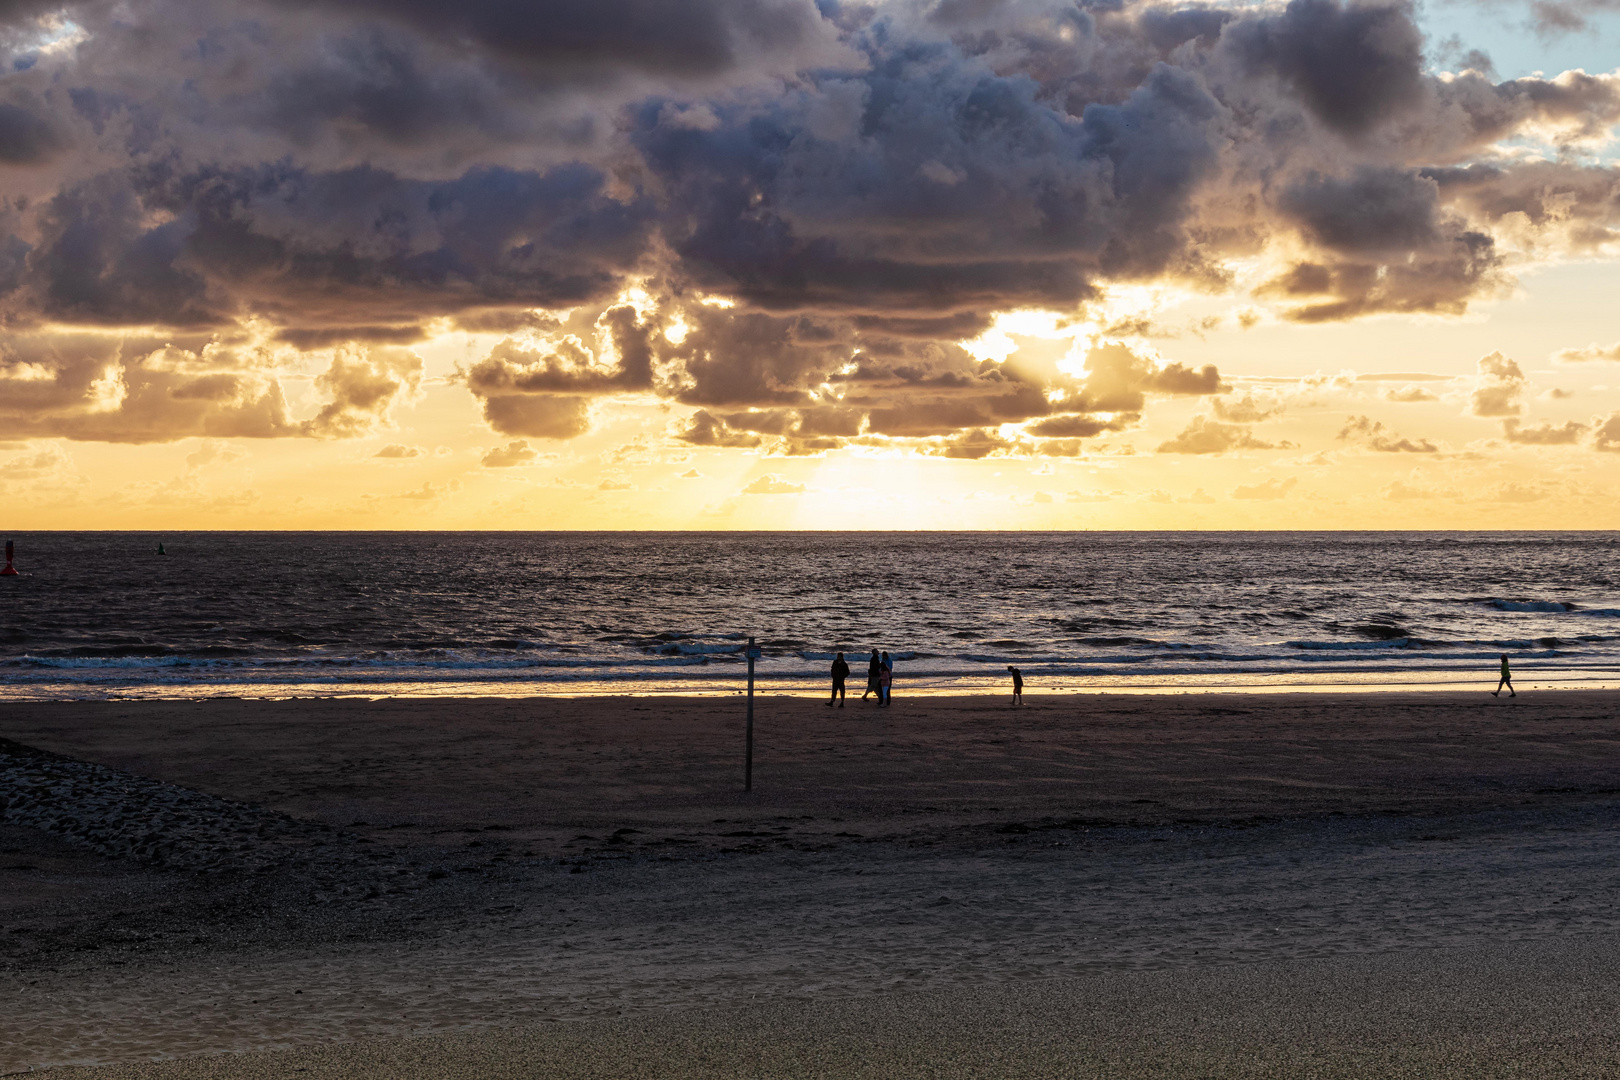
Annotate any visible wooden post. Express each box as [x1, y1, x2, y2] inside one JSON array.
[[744, 636, 760, 792]]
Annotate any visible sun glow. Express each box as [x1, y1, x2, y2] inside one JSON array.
[[959, 309, 1076, 363]]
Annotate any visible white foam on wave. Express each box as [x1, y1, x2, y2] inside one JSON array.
[[1286, 638, 1412, 650]]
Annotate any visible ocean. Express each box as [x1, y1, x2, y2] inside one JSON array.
[[1, 531, 1617, 699]]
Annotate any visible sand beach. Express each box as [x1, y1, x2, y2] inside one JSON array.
[[6, 690, 1620, 1075]]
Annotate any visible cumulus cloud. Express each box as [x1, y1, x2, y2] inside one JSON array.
[[1211, 394, 1281, 423], [1, 443, 75, 483], [920, 428, 1021, 460], [374, 443, 425, 459], [0, 333, 302, 443], [1232, 476, 1297, 500], [1554, 342, 1620, 364], [1384, 385, 1439, 403], [1487, 481, 1549, 503], [1337, 415, 1439, 453], [1594, 413, 1620, 452], [397, 479, 460, 500], [1157, 416, 1289, 454], [185, 439, 247, 469], [1382, 479, 1451, 500], [1502, 419, 1587, 445], [482, 395, 591, 439], [304, 346, 424, 438], [1468, 352, 1525, 418], [481, 439, 538, 467], [740, 473, 804, 494]]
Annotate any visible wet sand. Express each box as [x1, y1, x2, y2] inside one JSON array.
[[5, 691, 1620, 1074], [39, 939, 1620, 1079]]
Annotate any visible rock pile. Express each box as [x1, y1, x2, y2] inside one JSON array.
[[0, 737, 397, 888]]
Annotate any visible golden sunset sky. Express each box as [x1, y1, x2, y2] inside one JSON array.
[[3, 0, 1620, 528]]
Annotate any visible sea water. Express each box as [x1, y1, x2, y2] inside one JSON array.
[[1, 531, 1617, 698]]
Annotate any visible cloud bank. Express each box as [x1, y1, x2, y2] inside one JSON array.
[[0, 0, 1617, 455]]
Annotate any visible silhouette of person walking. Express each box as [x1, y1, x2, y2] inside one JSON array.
[[1492, 653, 1516, 697], [1008, 665, 1023, 705], [828, 652, 849, 707], [863, 649, 882, 702], [879, 651, 893, 707]]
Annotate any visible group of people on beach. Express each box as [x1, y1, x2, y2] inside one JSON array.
[[826, 650, 897, 707], [821, 652, 1520, 704]]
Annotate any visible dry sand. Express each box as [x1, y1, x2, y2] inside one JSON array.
[[4, 691, 1620, 1075]]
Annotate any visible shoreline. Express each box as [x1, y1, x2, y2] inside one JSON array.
[[1, 668, 1612, 702]]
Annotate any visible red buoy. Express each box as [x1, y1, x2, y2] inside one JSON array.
[[1, 540, 16, 576]]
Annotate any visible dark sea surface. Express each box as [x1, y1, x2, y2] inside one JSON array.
[[1, 532, 1618, 698]]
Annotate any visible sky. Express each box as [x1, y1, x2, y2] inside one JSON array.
[[2, 0, 1620, 529]]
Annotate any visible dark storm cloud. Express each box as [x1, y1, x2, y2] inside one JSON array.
[[8, 160, 655, 329], [1137, 6, 1233, 53], [3, 0, 1620, 449], [1222, 0, 1425, 135], [284, 0, 836, 80], [1269, 169, 1504, 321], [0, 99, 62, 164], [1259, 233, 1501, 322], [663, 308, 846, 406], [247, 29, 517, 150], [630, 50, 1221, 315], [851, 312, 995, 340], [275, 325, 427, 348], [1280, 169, 1441, 255]]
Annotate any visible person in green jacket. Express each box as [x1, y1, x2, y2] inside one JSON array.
[[1492, 653, 1516, 698]]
